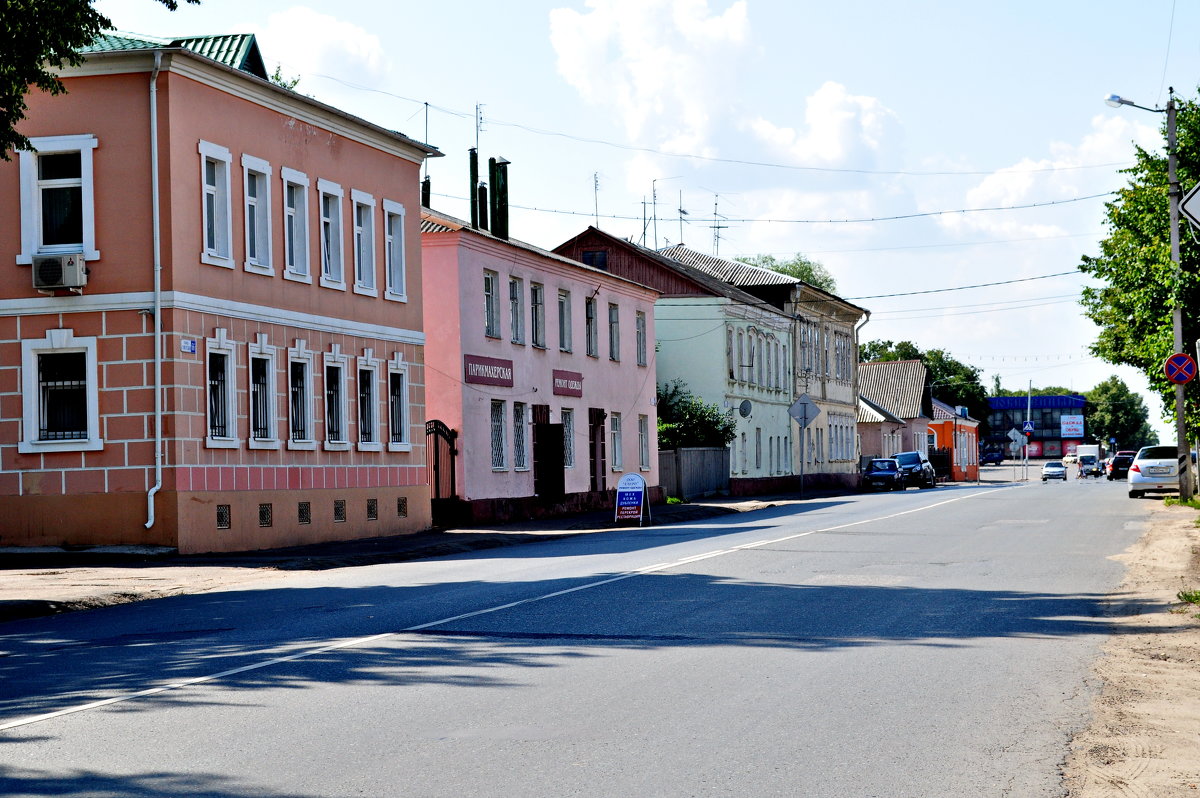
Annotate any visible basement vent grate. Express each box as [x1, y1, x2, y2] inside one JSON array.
[[298, 501, 311, 525], [367, 498, 378, 521], [258, 503, 273, 528], [216, 504, 231, 530], [333, 499, 347, 523]]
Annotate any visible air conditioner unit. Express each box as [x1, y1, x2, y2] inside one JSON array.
[[32, 254, 87, 291]]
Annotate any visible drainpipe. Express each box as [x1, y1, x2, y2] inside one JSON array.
[[145, 50, 164, 529], [853, 310, 870, 463]]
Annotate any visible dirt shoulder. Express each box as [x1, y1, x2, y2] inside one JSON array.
[[1062, 502, 1200, 797]]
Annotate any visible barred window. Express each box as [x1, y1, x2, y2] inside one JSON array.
[[513, 402, 528, 469], [358, 368, 376, 444], [490, 400, 506, 469], [208, 352, 230, 439], [562, 408, 575, 468], [250, 356, 271, 440], [37, 353, 87, 440], [326, 364, 345, 443], [289, 360, 309, 442], [389, 371, 406, 444]]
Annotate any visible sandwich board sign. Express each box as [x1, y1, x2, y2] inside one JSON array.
[[614, 472, 650, 525]]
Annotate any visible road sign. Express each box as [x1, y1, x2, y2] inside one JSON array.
[[1164, 352, 1197, 385], [1022, 420, 1035, 433], [788, 394, 821, 428], [1182, 182, 1200, 231], [1007, 428, 1025, 444]]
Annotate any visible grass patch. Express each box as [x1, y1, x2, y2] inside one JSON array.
[[1178, 589, 1200, 605], [1163, 496, 1200, 510], [666, 496, 684, 505]]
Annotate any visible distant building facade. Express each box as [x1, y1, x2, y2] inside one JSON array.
[[986, 395, 1087, 458]]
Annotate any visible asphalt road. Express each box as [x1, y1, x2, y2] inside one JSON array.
[[0, 477, 1151, 797]]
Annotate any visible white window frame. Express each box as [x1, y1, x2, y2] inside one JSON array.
[[287, 339, 316, 451], [531, 282, 546, 349], [351, 189, 377, 296], [18, 134, 100, 264], [247, 334, 280, 450], [561, 407, 575, 468], [484, 270, 500, 338], [608, 303, 620, 362], [513, 401, 529, 470], [241, 154, 273, 275], [19, 328, 102, 453], [323, 347, 350, 451], [317, 178, 345, 289], [204, 328, 239, 449], [585, 296, 598, 357], [387, 353, 412, 452], [281, 167, 311, 283], [636, 310, 648, 366], [509, 276, 525, 344], [610, 411, 623, 470], [490, 399, 507, 470], [558, 289, 572, 352], [383, 199, 407, 302], [356, 349, 382, 451], [638, 414, 650, 470], [199, 140, 233, 268]]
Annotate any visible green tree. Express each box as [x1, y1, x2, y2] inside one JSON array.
[[860, 339, 990, 432], [1085, 375, 1158, 449], [269, 64, 300, 91], [1079, 90, 1199, 431], [735, 253, 837, 294], [656, 380, 737, 449], [2, 0, 200, 159]]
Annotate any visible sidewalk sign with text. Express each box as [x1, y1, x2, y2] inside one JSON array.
[[614, 473, 650, 525]]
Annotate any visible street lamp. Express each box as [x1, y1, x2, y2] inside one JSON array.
[[1105, 88, 1193, 500]]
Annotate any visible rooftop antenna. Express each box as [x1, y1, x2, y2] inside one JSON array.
[[422, 102, 430, 180], [678, 190, 688, 247], [651, 177, 680, 250], [593, 172, 600, 228], [710, 194, 727, 255], [475, 103, 485, 151]]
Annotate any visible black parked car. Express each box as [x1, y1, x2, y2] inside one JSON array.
[[892, 450, 937, 489], [980, 450, 1004, 465], [861, 458, 905, 491], [1107, 453, 1135, 481]]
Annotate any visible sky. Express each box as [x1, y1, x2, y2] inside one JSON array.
[[94, 0, 1200, 442]]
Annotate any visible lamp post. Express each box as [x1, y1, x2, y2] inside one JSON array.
[[1106, 89, 1193, 500]]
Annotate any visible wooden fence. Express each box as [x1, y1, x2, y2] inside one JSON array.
[[658, 447, 730, 500]]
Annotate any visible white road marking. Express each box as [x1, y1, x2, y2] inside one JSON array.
[[0, 486, 1011, 732]]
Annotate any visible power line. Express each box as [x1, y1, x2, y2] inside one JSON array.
[[846, 271, 1080, 300]]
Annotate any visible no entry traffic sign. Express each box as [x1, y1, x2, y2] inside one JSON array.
[[1164, 352, 1197, 384]]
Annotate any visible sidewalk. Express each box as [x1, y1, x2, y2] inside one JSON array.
[[0, 494, 798, 625]]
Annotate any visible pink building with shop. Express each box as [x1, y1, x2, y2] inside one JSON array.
[[420, 205, 661, 524], [0, 35, 437, 552]]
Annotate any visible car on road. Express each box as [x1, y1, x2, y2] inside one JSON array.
[[980, 450, 1004, 465], [1107, 453, 1134, 481], [1128, 445, 1181, 498], [1062, 453, 1078, 465], [891, 450, 937, 489], [860, 458, 905, 492], [1078, 455, 1104, 479], [1041, 461, 1068, 481]]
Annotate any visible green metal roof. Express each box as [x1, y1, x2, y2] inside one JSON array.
[[81, 33, 269, 80]]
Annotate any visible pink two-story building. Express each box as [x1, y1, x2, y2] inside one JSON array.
[[0, 34, 437, 552], [421, 204, 661, 524]]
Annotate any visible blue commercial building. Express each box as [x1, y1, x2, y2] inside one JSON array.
[[985, 395, 1088, 458]]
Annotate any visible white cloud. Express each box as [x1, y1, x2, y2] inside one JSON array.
[[745, 81, 902, 169], [549, 0, 749, 153], [253, 6, 387, 85]]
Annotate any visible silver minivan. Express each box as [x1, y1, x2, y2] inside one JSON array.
[[1127, 445, 1180, 498]]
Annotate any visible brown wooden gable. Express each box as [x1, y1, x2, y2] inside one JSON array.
[[554, 228, 717, 298]]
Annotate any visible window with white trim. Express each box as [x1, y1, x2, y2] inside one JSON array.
[[509, 277, 525, 344], [530, 283, 546, 348], [638, 414, 650, 470], [317, 179, 345, 288], [513, 402, 528, 470], [199, 140, 233, 267], [585, 296, 598, 357], [383, 199, 407, 301], [635, 311, 647, 366], [484, 270, 500, 338], [356, 350, 381, 450], [323, 347, 350, 450], [387, 354, 411, 451], [248, 334, 279, 449], [558, 290, 572, 352], [351, 190, 376, 295], [490, 399, 507, 469], [608, 303, 620, 361], [561, 407, 575, 467], [205, 328, 238, 449], [610, 412, 623, 470], [281, 168, 310, 282], [17, 135, 100, 264], [242, 154, 272, 274], [288, 340, 315, 450], [20, 329, 102, 453]]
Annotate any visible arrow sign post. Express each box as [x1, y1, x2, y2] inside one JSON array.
[[1165, 352, 1197, 385], [789, 394, 821, 500]]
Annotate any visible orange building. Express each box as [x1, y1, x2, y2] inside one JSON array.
[[0, 35, 438, 552], [928, 399, 980, 482]]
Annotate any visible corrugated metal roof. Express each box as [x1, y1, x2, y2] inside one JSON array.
[[932, 397, 978, 422], [858, 360, 929, 420], [82, 33, 268, 79], [858, 395, 905, 424], [660, 245, 798, 286]]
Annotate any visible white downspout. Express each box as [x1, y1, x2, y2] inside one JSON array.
[[145, 51, 164, 529]]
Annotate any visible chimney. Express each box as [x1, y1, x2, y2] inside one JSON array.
[[476, 182, 489, 231], [488, 156, 510, 240], [421, 175, 431, 208], [468, 148, 480, 229]]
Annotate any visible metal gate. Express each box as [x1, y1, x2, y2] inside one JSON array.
[[425, 419, 458, 500]]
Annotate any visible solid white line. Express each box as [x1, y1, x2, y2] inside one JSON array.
[[0, 485, 1010, 732]]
